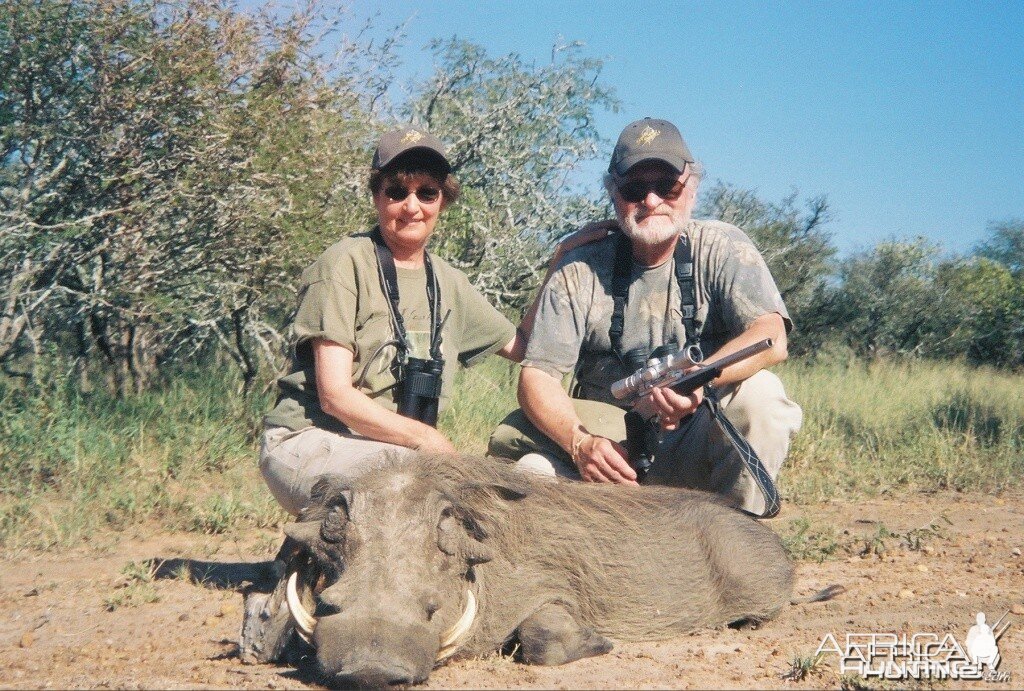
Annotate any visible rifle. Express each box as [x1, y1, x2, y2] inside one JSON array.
[[614, 338, 774, 480], [612, 338, 774, 402]]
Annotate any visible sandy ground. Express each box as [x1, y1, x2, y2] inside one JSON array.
[[1, 492, 1022, 690]]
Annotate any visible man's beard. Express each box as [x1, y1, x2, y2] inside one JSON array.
[[619, 208, 688, 246]]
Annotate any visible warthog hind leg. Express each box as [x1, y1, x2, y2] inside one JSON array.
[[517, 603, 613, 666]]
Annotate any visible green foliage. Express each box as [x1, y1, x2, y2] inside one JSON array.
[[781, 517, 842, 563], [0, 0, 381, 392], [0, 359, 283, 551], [780, 357, 1024, 503], [977, 218, 1024, 274], [698, 183, 836, 341], [783, 652, 826, 682], [408, 38, 618, 311], [0, 354, 1022, 551], [802, 239, 945, 357], [104, 560, 160, 611]]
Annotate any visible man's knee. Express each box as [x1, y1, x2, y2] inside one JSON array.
[[515, 452, 580, 480], [719, 370, 802, 473]]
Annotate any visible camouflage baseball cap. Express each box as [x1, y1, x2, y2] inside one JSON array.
[[372, 127, 450, 172], [609, 118, 694, 177]]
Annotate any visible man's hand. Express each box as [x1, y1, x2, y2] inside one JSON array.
[[574, 434, 638, 485], [633, 385, 703, 431]]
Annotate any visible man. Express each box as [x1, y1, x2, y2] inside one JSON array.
[[488, 118, 802, 515]]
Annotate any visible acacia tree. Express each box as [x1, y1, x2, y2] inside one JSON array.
[[404, 39, 618, 310], [802, 239, 956, 358], [696, 183, 835, 351], [0, 0, 385, 393]]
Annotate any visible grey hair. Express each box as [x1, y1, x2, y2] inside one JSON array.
[[603, 161, 704, 198]]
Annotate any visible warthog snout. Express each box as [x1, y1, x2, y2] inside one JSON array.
[[312, 614, 436, 686]]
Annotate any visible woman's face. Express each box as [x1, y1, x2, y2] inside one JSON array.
[[373, 172, 446, 257]]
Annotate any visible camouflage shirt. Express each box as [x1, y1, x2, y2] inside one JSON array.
[[522, 220, 791, 408]]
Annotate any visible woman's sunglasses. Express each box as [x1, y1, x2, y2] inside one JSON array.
[[616, 176, 686, 204], [383, 184, 442, 204]]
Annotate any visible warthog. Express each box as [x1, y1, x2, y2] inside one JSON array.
[[279, 453, 794, 686]]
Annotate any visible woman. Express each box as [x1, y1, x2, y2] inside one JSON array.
[[242, 127, 608, 662], [260, 127, 526, 516]]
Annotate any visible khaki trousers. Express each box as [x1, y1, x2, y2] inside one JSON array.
[[260, 426, 413, 516], [487, 370, 802, 514]]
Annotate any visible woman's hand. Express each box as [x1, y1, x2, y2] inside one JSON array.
[[515, 220, 619, 356], [314, 339, 457, 451], [550, 220, 617, 268], [415, 426, 458, 454]]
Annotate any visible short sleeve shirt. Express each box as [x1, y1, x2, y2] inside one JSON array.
[[522, 220, 791, 407], [265, 232, 516, 432]]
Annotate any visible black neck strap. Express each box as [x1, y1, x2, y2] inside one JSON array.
[[371, 228, 443, 361], [609, 231, 700, 357]]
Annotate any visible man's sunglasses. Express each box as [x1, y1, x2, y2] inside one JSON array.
[[616, 176, 686, 204], [383, 184, 442, 204]]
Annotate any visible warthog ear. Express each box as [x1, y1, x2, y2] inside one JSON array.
[[460, 476, 532, 504], [319, 505, 348, 544], [438, 509, 494, 565], [283, 520, 322, 547], [309, 475, 353, 509]]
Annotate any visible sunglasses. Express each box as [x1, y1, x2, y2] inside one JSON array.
[[383, 184, 442, 204], [616, 176, 686, 204]]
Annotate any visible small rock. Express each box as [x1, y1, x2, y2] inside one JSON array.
[[218, 602, 238, 617], [898, 589, 915, 599], [204, 617, 218, 627], [917, 564, 929, 573], [178, 613, 190, 622], [1012, 548, 1021, 557], [19, 631, 34, 648], [1011, 604, 1024, 615], [922, 545, 935, 555]]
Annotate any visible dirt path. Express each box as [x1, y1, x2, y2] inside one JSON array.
[[2, 492, 1022, 689]]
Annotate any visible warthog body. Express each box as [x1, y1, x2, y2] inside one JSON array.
[[281, 453, 793, 686]]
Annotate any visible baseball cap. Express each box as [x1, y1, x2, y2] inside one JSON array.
[[372, 127, 450, 173], [609, 118, 694, 177]]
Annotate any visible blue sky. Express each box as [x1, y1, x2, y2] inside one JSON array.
[[338, 1, 1021, 256]]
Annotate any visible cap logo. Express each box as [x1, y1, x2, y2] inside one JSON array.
[[636, 125, 660, 147], [401, 129, 424, 144]]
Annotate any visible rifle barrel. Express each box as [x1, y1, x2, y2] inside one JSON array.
[[668, 338, 774, 396]]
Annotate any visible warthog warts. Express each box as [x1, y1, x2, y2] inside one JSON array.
[[278, 453, 794, 686]]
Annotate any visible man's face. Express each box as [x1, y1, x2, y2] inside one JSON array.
[[611, 161, 698, 246]]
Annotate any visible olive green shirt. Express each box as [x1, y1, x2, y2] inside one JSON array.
[[523, 220, 791, 408], [265, 232, 516, 433]]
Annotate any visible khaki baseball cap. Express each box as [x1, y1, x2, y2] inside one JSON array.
[[372, 127, 450, 172], [609, 118, 694, 177]]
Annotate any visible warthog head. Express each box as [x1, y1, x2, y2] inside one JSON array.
[[281, 462, 520, 686]]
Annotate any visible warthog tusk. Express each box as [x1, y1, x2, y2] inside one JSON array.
[[435, 590, 476, 662], [286, 572, 317, 644]]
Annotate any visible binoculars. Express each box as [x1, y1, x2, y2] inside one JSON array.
[[397, 357, 445, 427]]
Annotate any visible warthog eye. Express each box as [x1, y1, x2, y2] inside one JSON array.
[[320, 507, 347, 544]]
